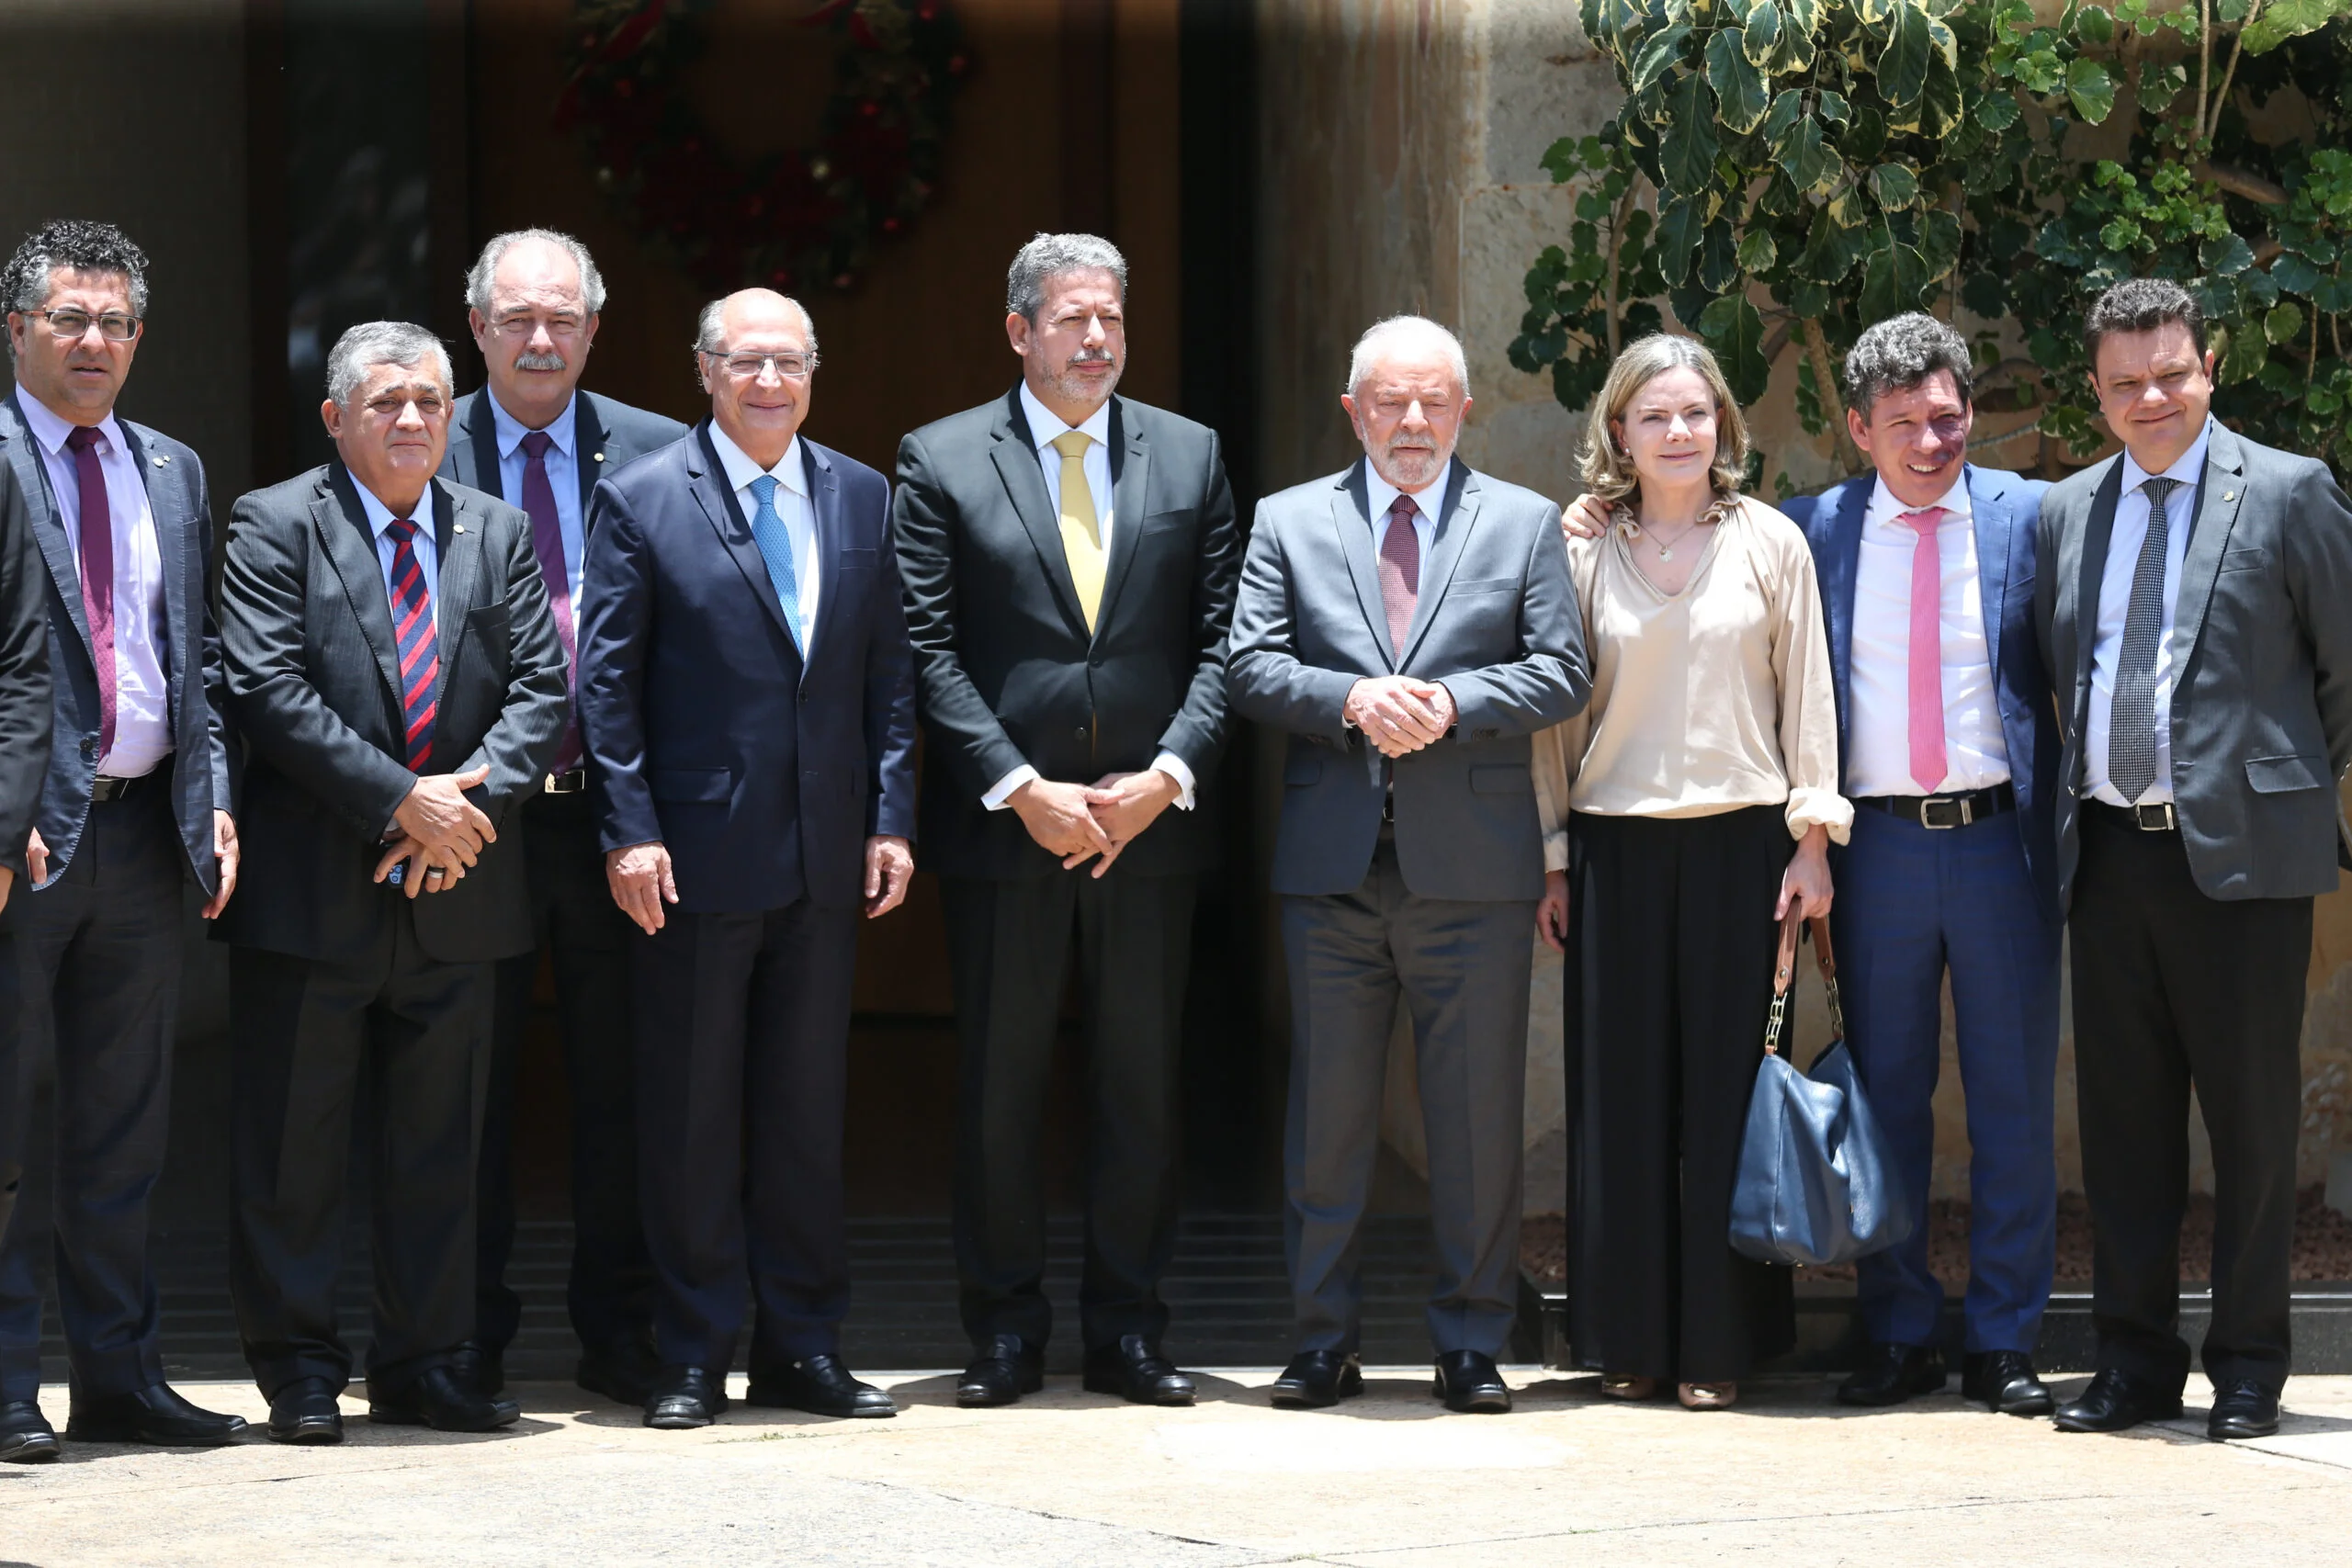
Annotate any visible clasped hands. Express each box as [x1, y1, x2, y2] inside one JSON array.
[[374, 764, 494, 899], [1011, 769, 1182, 879], [1346, 675, 1455, 759]]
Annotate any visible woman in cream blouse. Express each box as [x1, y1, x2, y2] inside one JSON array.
[[1532, 334, 1849, 1411]]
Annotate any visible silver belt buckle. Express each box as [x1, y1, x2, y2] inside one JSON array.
[[2132, 801, 2177, 830], [1919, 795, 1973, 829]]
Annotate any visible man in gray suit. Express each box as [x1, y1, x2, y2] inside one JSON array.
[[440, 229, 687, 1406], [1228, 315, 1588, 1414], [2034, 278, 2352, 1442]]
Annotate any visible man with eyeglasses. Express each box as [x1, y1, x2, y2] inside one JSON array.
[[438, 230, 686, 1410], [0, 220, 240, 1461], [217, 321, 566, 1443], [577, 289, 916, 1429]]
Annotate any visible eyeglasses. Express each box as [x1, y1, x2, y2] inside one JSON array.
[[19, 309, 141, 343], [707, 350, 817, 381]]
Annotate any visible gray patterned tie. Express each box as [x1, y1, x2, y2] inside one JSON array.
[[2108, 477, 2177, 805]]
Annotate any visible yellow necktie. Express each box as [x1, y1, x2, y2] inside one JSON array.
[[1050, 429, 1104, 632]]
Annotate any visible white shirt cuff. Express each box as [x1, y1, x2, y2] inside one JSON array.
[[982, 764, 1040, 811], [1152, 751, 1197, 810]]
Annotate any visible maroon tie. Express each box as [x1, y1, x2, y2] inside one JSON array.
[[64, 425, 117, 761], [1379, 493, 1421, 660], [518, 431, 581, 773]]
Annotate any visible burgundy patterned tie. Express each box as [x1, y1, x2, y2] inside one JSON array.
[[518, 431, 581, 773], [64, 426, 117, 760], [1379, 493, 1421, 660], [385, 517, 438, 772]]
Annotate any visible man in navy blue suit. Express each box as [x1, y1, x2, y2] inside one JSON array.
[[577, 288, 917, 1429], [1786, 315, 2064, 1416]]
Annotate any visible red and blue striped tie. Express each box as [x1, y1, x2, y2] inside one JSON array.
[[386, 516, 437, 772]]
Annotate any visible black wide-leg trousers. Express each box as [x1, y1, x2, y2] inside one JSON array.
[[942, 868, 1196, 1355], [1566, 806, 1795, 1383], [2070, 811, 2310, 1397]]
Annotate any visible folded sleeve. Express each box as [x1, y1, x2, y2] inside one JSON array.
[[1762, 506, 1852, 844]]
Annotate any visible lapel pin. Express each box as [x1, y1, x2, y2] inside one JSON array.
[[152, 457, 166, 467], [594, 451, 605, 461], [2222, 490, 2237, 502], [454, 523, 466, 535]]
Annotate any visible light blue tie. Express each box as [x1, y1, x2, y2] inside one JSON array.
[[746, 474, 805, 654]]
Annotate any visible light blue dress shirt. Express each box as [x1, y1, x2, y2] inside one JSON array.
[[2085, 417, 2214, 807], [351, 472, 440, 630], [491, 391, 584, 607]]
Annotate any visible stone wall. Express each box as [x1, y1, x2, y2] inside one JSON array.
[[1256, 0, 2352, 1208]]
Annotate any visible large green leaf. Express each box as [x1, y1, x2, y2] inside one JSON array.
[[1878, 1, 1933, 110], [1698, 218, 1741, 290], [1742, 1, 1782, 64], [1918, 57, 1963, 136], [1737, 229, 1781, 271], [1659, 71, 1722, 194], [1764, 88, 1805, 142], [1629, 22, 1694, 93], [2064, 58, 2115, 123], [1773, 114, 1839, 196], [1655, 197, 1707, 284], [1706, 27, 1771, 135], [2242, 0, 2352, 54], [1870, 163, 1922, 210], [1860, 227, 1932, 320], [1784, 0, 1822, 34], [2202, 231, 2257, 276], [2216, 321, 2271, 384], [2267, 302, 2308, 344], [1975, 91, 2021, 132], [1699, 294, 1772, 404]]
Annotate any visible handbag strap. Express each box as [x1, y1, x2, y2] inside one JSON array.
[[1762, 900, 1845, 1058]]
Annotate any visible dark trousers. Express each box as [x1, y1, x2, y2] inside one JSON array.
[[942, 869, 1196, 1354], [633, 897, 858, 1372], [1833, 807, 2062, 1353], [1280, 833, 1531, 1359], [0, 787, 185, 1403], [228, 921, 491, 1396], [477, 789, 650, 1364], [2071, 812, 2310, 1396], [1566, 807, 1794, 1382]]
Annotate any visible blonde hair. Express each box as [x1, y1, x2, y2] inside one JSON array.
[[1575, 333, 1751, 515]]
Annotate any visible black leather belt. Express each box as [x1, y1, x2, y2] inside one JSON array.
[[1855, 782, 2015, 829], [90, 773, 151, 804], [544, 770, 587, 795], [2088, 798, 2179, 832]]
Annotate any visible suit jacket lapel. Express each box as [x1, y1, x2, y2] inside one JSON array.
[[800, 440, 840, 671], [2169, 424, 2247, 677], [1328, 462, 1394, 671], [455, 391, 502, 499], [2073, 458, 2126, 736], [573, 392, 608, 525], [318, 467, 405, 705], [1091, 398, 1150, 637], [989, 391, 1088, 637], [1822, 478, 1868, 773], [1397, 463, 1478, 670], [0, 393, 95, 665], [1966, 466, 2009, 688], [429, 479, 485, 709], [116, 422, 190, 688], [685, 423, 799, 649]]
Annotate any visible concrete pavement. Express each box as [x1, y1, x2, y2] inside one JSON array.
[[6, 1370, 2351, 1564]]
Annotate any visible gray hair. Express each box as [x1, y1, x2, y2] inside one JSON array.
[[1843, 312, 1974, 421], [1345, 315, 1470, 400], [466, 228, 607, 317], [1006, 232, 1127, 323], [693, 294, 820, 359], [325, 321, 452, 408]]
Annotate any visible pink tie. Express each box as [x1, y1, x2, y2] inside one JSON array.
[[1379, 494, 1420, 660], [1897, 507, 1948, 793]]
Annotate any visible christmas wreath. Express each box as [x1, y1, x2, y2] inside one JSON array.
[[559, 0, 969, 295]]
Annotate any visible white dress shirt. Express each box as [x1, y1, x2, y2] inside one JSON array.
[[491, 390, 584, 606], [707, 423, 821, 645], [1844, 473, 2009, 796], [1363, 458, 1445, 576], [980, 384, 1196, 813], [2085, 418, 2213, 807], [18, 394, 172, 779], [352, 475, 441, 631]]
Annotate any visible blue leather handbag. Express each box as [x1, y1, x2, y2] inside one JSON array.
[[1727, 906, 1914, 1269]]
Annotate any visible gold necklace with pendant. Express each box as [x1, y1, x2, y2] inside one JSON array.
[[1646, 519, 1705, 561]]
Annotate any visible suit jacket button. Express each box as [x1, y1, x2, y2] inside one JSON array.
[[1074, 726, 1088, 739], [797, 690, 809, 704], [80, 738, 96, 758]]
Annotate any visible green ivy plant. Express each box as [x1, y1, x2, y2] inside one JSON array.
[[1514, 0, 2352, 485]]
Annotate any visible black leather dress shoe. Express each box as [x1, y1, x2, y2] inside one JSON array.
[[266, 1378, 345, 1445], [746, 1354, 897, 1418], [2052, 1368, 2184, 1433], [1434, 1350, 1512, 1414], [645, 1366, 729, 1429], [957, 1336, 1046, 1408], [368, 1365, 522, 1432], [449, 1342, 505, 1397], [577, 1345, 663, 1408], [1081, 1335, 1196, 1406], [2207, 1380, 2281, 1441], [1838, 1343, 1948, 1407], [66, 1382, 247, 1446], [1270, 1351, 1363, 1410], [1961, 1350, 2054, 1416], [1, 1400, 60, 1462]]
